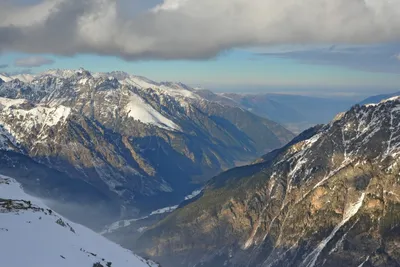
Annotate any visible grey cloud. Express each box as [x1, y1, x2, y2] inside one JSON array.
[[0, 64, 8, 69], [8, 0, 43, 5], [258, 44, 400, 73], [1, 0, 400, 60], [14, 56, 54, 67]]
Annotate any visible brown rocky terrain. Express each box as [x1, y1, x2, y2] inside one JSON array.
[[137, 97, 400, 267]]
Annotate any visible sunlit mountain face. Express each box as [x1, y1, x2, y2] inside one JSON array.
[[138, 96, 400, 267], [0, 69, 293, 229]]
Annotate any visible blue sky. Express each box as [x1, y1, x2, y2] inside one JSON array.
[[1, 0, 400, 98]]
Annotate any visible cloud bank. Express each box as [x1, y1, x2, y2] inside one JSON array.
[[1, 0, 400, 60], [259, 44, 400, 73], [14, 56, 54, 67]]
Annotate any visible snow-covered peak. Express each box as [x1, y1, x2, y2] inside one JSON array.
[[98, 71, 131, 80], [0, 176, 159, 267], [43, 68, 92, 79], [120, 75, 160, 89], [363, 95, 400, 107], [364, 103, 378, 107], [1, 104, 71, 127], [0, 73, 13, 82], [159, 82, 200, 99], [0, 103, 72, 143], [0, 73, 35, 83], [116, 74, 200, 100], [12, 74, 35, 83], [380, 95, 400, 104], [43, 69, 75, 78]]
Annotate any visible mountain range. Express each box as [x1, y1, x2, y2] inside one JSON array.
[[133, 96, 400, 267], [2, 68, 400, 267], [0, 69, 293, 228]]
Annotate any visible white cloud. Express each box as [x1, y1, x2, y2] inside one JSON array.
[[395, 54, 400, 61], [14, 56, 54, 67], [1, 0, 400, 60]]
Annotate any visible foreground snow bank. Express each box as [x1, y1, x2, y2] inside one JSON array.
[[0, 175, 159, 267]]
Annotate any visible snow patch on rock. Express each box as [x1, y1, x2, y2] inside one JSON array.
[[0, 103, 71, 142], [301, 193, 365, 267], [0, 97, 28, 109], [125, 93, 180, 131]]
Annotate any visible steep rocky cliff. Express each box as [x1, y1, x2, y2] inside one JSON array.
[[138, 97, 400, 267]]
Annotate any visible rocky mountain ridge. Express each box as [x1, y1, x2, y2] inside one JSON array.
[[137, 95, 400, 267], [0, 69, 293, 228]]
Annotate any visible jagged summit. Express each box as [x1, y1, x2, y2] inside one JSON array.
[[1, 68, 203, 101], [43, 68, 92, 78]]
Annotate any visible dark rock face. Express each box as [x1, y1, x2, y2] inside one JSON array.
[[138, 98, 400, 267], [0, 70, 293, 226]]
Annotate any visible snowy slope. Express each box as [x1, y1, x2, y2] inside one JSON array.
[[0, 176, 159, 267], [0, 74, 13, 82], [118, 75, 200, 100], [0, 73, 35, 83], [11, 74, 35, 83], [125, 93, 180, 131]]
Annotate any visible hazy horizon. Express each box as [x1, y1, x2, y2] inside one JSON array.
[[1, 66, 396, 100]]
